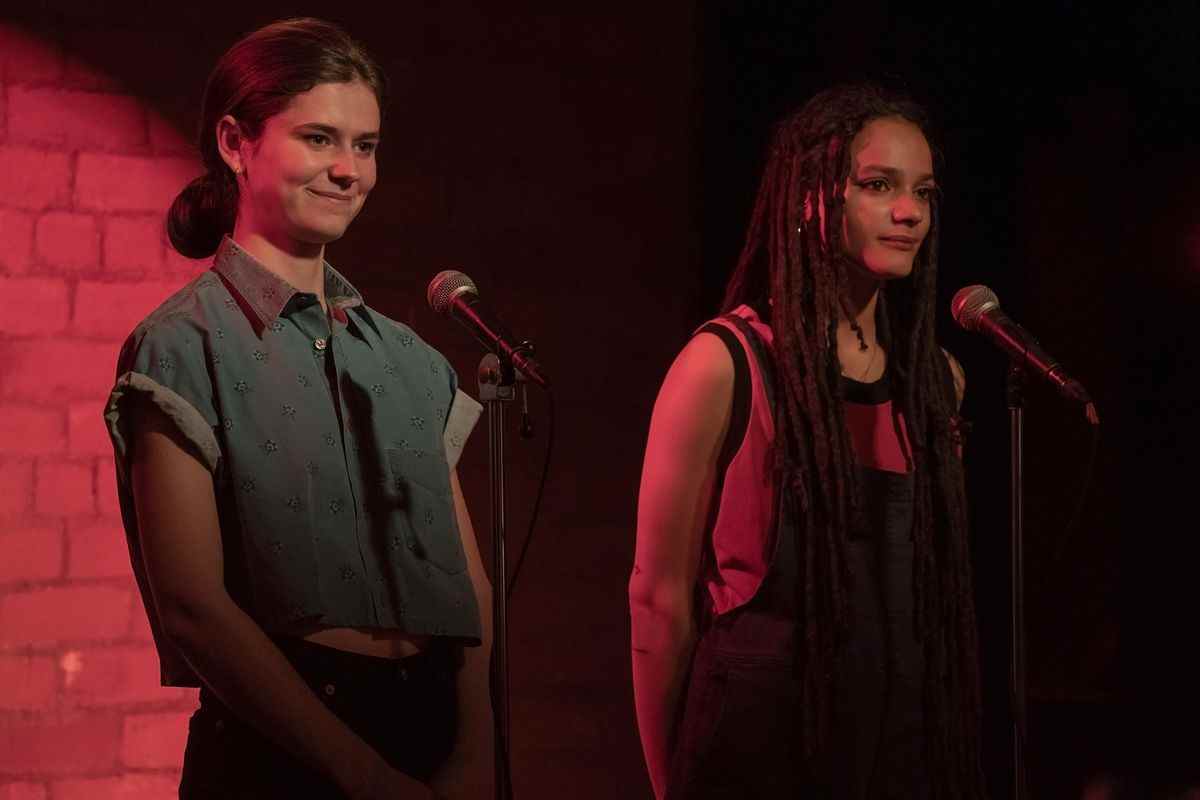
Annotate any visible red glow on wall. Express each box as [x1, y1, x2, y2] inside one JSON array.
[[0, 23, 202, 797]]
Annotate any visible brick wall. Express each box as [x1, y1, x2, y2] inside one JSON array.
[[0, 24, 203, 798]]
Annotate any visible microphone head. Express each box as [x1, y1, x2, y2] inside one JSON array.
[[427, 270, 478, 314], [951, 284, 1000, 331]]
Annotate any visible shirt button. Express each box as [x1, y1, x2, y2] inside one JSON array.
[[323, 683, 336, 697], [313, 337, 327, 352]]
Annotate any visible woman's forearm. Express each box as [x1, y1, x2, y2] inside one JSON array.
[[631, 599, 697, 800], [432, 582, 494, 798], [164, 597, 411, 799], [433, 470, 496, 798]]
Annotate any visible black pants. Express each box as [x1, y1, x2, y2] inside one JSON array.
[[666, 634, 810, 799], [178, 637, 459, 799]]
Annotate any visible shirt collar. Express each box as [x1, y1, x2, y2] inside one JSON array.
[[212, 236, 365, 328]]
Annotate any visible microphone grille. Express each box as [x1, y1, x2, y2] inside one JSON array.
[[427, 270, 477, 314], [951, 284, 1000, 331]]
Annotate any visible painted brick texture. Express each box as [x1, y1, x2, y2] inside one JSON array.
[[0, 23, 201, 793]]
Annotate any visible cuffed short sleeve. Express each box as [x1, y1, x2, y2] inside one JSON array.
[[104, 318, 221, 480], [443, 388, 482, 470]]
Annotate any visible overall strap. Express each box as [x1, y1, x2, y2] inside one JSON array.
[[722, 313, 777, 416], [694, 312, 778, 478]]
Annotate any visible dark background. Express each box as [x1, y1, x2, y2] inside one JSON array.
[[8, 1, 1198, 796]]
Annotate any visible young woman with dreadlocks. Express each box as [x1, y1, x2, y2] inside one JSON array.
[[630, 83, 985, 799]]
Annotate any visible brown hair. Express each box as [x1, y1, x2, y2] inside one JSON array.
[[167, 18, 385, 258]]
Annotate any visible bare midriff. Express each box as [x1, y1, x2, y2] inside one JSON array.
[[303, 627, 431, 659]]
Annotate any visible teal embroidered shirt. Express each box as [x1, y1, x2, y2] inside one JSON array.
[[105, 237, 482, 686]]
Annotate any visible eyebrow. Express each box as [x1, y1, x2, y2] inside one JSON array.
[[295, 123, 381, 141], [857, 164, 935, 183]]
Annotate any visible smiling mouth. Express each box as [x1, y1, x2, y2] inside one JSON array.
[[307, 189, 354, 202]]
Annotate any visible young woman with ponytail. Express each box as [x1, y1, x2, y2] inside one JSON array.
[[104, 19, 492, 799]]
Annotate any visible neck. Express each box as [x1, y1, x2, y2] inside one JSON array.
[[231, 224, 327, 309], [837, 267, 881, 344]]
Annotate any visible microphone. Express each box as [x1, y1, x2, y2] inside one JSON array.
[[951, 285, 1097, 421], [427, 270, 549, 388]]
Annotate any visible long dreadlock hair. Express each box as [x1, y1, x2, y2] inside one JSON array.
[[721, 83, 986, 798]]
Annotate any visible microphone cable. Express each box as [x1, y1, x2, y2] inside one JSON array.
[[507, 385, 555, 601], [1049, 419, 1101, 568]]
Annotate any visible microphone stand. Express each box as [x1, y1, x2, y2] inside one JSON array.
[[1007, 362, 1028, 800], [478, 352, 515, 800]]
